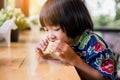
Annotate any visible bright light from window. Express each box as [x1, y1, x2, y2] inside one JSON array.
[[86, 0, 116, 16], [30, 0, 47, 16]]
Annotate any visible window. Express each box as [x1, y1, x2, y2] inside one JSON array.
[[85, 0, 120, 29]]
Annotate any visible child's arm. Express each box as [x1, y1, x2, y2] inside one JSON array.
[[54, 40, 109, 80], [71, 55, 108, 80]]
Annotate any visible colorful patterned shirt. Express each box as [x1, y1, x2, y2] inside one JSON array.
[[72, 30, 117, 80]]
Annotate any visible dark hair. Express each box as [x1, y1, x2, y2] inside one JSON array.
[[40, 0, 93, 39]]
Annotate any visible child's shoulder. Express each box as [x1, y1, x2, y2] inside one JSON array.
[[81, 30, 107, 46], [81, 30, 98, 40], [83, 30, 103, 40]]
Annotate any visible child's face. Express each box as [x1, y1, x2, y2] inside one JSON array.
[[44, 25, 72, 44]]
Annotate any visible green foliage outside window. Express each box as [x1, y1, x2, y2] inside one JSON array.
[[0, 7, 29, 30], [93, 15, 120, 29]]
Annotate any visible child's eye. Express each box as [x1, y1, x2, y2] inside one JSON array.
[[53, 28, 60, 31]]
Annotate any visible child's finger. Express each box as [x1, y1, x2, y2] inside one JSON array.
[[36, 48, 43, 56]]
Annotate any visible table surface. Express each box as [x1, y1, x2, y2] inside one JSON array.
[[0, 28, 80, 80]]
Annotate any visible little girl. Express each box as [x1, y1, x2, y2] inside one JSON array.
[[36, 0, 117, 80]]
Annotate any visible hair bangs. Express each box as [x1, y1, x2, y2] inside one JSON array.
[[40, 1, 60, 27]]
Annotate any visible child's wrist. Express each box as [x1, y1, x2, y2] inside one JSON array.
[[71, 55, 81, 66]]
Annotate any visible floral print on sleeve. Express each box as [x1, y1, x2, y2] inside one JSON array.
[[72, 30, 117, 80]]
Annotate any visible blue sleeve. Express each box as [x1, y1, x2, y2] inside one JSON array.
[[85, 34, 117, 80]]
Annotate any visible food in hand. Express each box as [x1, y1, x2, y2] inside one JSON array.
[[43, 42, 59, 60], [43, 42, 55, 55]]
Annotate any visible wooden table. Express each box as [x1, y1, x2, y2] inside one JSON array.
[[0, 29, 80, 80]]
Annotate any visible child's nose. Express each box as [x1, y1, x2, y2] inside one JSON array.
[[47, 33, 56, 41], [48, 34, 55, 39], [48, 31, 53, 37]]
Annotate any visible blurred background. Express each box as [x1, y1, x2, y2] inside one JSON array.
[[0, 0, 120, 29], [0, 0, 120, 79]]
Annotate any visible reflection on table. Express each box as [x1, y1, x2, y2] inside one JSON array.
[[0, 29, 80, 80]]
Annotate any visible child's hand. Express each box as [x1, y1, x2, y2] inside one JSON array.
[[36, 39, 49, 56], [54, 40, 79, 65]]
